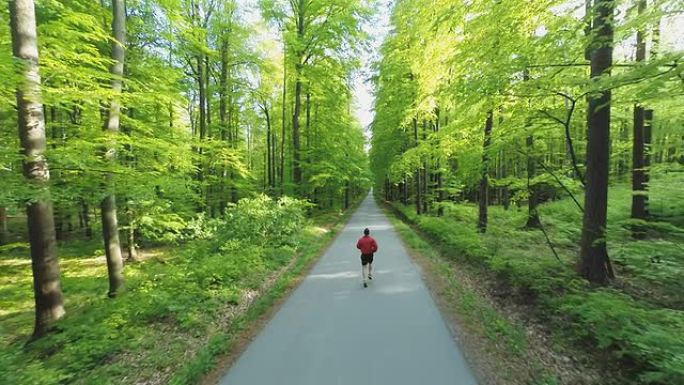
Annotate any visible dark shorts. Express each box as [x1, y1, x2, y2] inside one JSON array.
[[361, 253, 374, 266]]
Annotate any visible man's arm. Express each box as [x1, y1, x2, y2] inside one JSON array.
[[356, 239, 361, 250], [371, 238, 378, 252]]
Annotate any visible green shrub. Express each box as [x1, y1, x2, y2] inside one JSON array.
[[561, 291, 684, 384], [218, 195, 311, 249]]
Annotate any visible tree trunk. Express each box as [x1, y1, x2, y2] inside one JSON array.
[[643, 109, 652, 214], [292, 67, 303, 191], [413, 119, 422, 215], [280, 46, 287, 194], [264, 105, 273, 190], [631, 106, 647, 220], [0, 207, 7, 245], [525, 135, 541, 228], [219, 39, 228, 140], [205, 55, 211, 138], [478, 111, 493, 233], [81, 199, 92, 239], [435, 109, 444, 216], [578, 0, 615, 285], [10, 0, 65, 337], [631, 0, 648, 235], [422, 120, 428, 214], [101, 0, 126, 298], [291, 1, 306, 194], [126, 223, 137, 262]]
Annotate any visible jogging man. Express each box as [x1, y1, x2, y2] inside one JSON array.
[[356, 228, 378, 288]]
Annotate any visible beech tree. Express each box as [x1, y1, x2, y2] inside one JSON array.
[[101, 0, 126, 297], [9, 0, 65, 337]]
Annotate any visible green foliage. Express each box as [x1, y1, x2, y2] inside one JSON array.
[[0, 200, 343, 384], [560, 291, 684, 384], [388, 171, 684, 384], [218, 195, 311, 249]]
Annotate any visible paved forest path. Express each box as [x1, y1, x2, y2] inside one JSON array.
[[219, 193, 478, 385]]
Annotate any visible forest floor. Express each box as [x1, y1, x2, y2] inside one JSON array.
[[0, 204, 358, 385], [384, 165, 684, 385]]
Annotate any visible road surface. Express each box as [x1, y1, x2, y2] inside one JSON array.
[[219, 194, 478, 385]]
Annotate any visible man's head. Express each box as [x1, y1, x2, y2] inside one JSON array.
[[363, 228, 370, 236]]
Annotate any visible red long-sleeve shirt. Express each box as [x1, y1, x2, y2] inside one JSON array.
[[356, 235, 378, 255]]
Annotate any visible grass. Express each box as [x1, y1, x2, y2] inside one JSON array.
[[384, 166, 684, 385], [0, 198, 360, 385]]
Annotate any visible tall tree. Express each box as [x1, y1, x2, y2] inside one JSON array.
[[0, 207, 7, 245], [101, 0, 126, 297], [260, 0, 369, 197], [478, 111, 493, 233], [577, 0, 615, 284], [525, 134, 541, 228], [9, 0, 65, 337], [631, 0, 648, 231]]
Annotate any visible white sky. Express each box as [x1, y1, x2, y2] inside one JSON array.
[[352, 1, 392, 135]]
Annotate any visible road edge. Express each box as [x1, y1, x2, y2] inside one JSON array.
[[193, 198, 365, 385], [379, 197, 562, 385]]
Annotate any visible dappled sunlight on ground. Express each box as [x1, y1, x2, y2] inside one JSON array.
[[346, 224, 392, 231], [307, 271, 358, 280], [305, 226, 329, 237]]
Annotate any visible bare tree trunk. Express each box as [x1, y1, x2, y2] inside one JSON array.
[[525, 135, 541, 228], [435, 109, 444, 216], [126, 220, 137, 262], [81, 199, 92, 239], [264, 105, 273, 190], [413, 118, 422, 215], [101, 0, 126, 297], [280, 45, 287, 194], [478, 111, 493, 233], [578, 0, 615, 284], [291, 1, 306, 194], [205, 55, 211, 138], [0, 207, 7, 245], [10, 0, 65, 337], [422, 120, 428, 214], [292, 66, 303, 191], [643, 109, 653, 214], [631, 0, 648, 237]]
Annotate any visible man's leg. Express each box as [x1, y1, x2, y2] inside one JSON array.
[[362, 263, 368, 287], [368, 262, 373, 280]]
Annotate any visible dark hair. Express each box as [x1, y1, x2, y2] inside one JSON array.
[[363, 228, 370, 235]]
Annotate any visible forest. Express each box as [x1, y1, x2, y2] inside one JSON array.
[[1, 0, 683, 384], [370, 0, 683, 383], [1, 0, 370, 383]]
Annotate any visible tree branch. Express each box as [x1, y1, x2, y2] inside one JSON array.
[[537, 160, 584, 212]]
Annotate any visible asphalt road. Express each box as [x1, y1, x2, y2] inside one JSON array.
[[218, 193, 478, 385]]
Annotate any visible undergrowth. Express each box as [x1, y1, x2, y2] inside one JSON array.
[[0, 194, 356, 385], [386, 169, 684, 385]]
